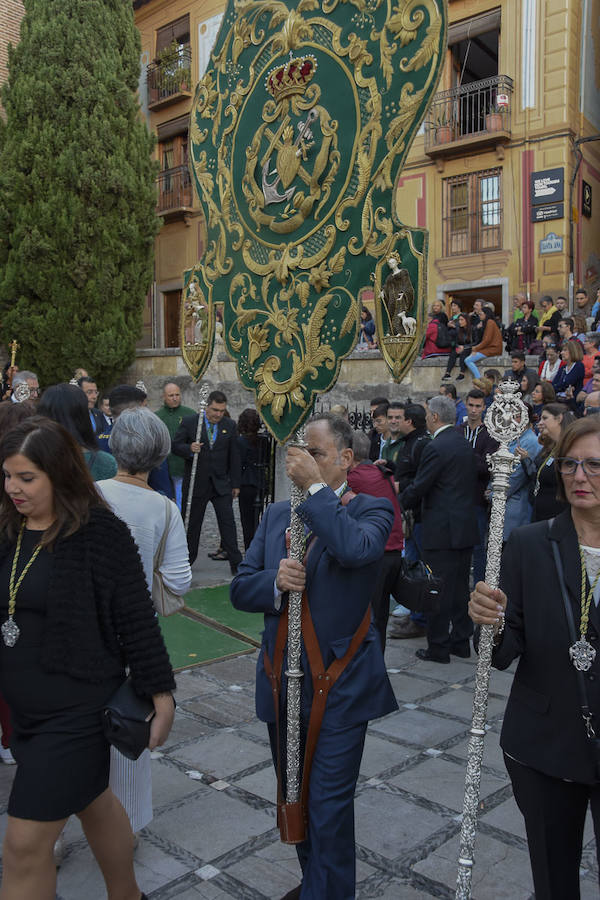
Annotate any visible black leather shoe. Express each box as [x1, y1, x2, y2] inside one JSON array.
[[415, 648, 450, 664], [450, 646, 471, 658], [280, 887, 302, 900]]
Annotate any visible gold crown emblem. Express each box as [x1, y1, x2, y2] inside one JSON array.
[[265, 55, 317, 100]]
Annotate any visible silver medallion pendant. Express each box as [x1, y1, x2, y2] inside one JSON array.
[[1, 617, 19, 648], [569, 638, 596, 672]]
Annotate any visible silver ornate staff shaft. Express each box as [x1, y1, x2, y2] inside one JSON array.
[[184, 383, 210, 536], [285, 429, 306, 803], [456, 381, 527, 899]]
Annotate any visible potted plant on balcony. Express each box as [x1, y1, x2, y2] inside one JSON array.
[[434, 107, 454, 144], [155, 40, 191, 96], [485, 101, 505, 133]]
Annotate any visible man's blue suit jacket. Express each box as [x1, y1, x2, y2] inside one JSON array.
[[231, 486, 398, 727]]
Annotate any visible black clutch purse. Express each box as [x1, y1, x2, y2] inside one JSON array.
[[103, 677, 155, 761], [393, 558, 443, 614]]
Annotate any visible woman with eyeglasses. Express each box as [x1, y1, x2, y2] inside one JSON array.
[[516, 402, 576, 522], [470, 416, 600, 898]]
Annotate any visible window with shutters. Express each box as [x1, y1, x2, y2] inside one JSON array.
[[442, 168, 502, 256]]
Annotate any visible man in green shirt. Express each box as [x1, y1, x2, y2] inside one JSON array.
[[155, 382, 196, 508]]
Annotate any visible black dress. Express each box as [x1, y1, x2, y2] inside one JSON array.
[[0, 528, 122, 821]]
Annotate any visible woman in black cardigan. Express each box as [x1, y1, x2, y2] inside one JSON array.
[[0, 417, 174, 900], [470, 416, 600, 899]]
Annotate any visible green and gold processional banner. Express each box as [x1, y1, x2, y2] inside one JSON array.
[[185, 0, 447, 442]]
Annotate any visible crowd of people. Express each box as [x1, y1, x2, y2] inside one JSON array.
[[0, 372, 273, 899], [1, 285, 600, 898]]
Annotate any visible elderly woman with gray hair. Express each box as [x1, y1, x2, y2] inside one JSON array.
[[97, 407, 191, 841]]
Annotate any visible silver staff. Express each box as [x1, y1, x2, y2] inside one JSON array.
[[285, 430, 307, 811], [456, 380, 527, 899], [184, 383, 210, 535]]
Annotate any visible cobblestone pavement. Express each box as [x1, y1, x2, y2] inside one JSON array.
[[0, 526, 597, 898]]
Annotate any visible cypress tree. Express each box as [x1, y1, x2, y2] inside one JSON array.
[[0, 0, 159, 386]]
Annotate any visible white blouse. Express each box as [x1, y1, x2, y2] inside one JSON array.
[[97, 480, 192, 596]]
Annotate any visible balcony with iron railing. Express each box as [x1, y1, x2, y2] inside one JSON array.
[[156, 165, 194, 220], [424, 75, 514, 164], [147, 45, 192, 111]]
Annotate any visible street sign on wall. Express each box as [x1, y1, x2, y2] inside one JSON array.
[[539, 232, 564, 255], [531, 168, 564, 206], [531, 203, 564, 222], [583, 180, 592, 218]]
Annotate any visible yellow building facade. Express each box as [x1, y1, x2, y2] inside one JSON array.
[[136, 0, 600, 344], [396, 0, 600, 322], [134, 0, 226, 347], [137, 0, 600, 342]]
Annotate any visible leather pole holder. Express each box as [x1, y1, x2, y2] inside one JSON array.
[[264, 594, 372, 844]]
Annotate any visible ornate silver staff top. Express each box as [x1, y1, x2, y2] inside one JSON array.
[[183, 383, 210, 535], [135, 379, 148, 394], [12, 382, 31, 403], [456, 380, 527, 900]]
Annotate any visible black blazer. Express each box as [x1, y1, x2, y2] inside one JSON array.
[[172, 415, 241, 497], [496, 510, 600, 784], [0, 507, 175, 697], [400, 426, 479, 550]]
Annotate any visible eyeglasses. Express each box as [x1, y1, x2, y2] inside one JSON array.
[[557, 457, 600, 476]]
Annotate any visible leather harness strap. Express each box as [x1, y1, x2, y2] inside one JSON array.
[[263, 593, 372, 842], [299, 593, 372, 822], [262, 487, 369, 843]]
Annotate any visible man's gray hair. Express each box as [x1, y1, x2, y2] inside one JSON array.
[[12, 370, 37, 386], [427, 394, 455, 426], [308, 412, 353, 451], [109, 407, 171, 474], [351, 431, 370, 462]]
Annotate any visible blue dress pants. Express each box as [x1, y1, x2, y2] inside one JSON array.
[[268, 716, 367, 899]]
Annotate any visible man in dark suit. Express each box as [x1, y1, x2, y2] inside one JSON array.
[[172, 389, 242, 572], [231, 414, 397, 900], [400, 394, 479, 663], [78, 376, 104, 434]]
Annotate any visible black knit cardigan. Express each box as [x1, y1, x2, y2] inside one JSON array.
[[0, 506, 176, 698]]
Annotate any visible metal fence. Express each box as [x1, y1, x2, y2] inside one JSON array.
[[156, 165, 193, 214], [424, 74, 513, 152]]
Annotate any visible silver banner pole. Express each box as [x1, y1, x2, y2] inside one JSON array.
[[184, 383, 210, 536], [285, 430, 307, 809], [456, 381, 527, 899]]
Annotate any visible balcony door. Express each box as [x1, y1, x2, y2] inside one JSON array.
[[164, 290, 182, 348], [448, 10, 501, 138]]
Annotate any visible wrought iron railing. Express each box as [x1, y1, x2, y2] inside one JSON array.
[[156, 165, 193, 213], [147, 46, 192, 106], [424, 75, 514, 153]]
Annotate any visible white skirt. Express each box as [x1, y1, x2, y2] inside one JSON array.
[[109, 747, 153, 833]]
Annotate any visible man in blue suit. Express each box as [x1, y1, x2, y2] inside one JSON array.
[[231, 414, 398, 900]]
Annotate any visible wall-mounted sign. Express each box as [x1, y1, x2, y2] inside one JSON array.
[[532, 203, 564, 223], [583, 181, 592, 218], [531, 168, 564, 206], [539, 232, 564, 255], [496, 93, 509, 107]]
